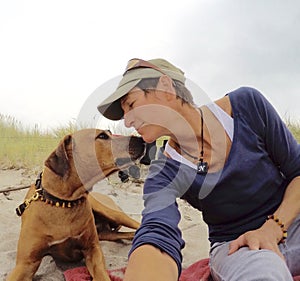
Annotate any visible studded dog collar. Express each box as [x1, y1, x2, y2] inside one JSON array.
[[16, 172, 87, 217]]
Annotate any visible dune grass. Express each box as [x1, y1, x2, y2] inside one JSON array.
[[0, 114, 300, 170], [288, 123, 300, 143], [0, 115, 78, 170]]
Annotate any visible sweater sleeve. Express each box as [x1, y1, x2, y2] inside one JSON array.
[[232, 87, 300, 181], [128, 158, 186, 275]]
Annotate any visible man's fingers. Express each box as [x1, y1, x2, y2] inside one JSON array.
[[265, 243, 285, 261], [229, 234, 260, 255], [229, 234, 286, 262], [228, 237, 243, 255]]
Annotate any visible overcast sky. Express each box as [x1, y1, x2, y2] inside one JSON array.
[[0, 0, 299, 131]]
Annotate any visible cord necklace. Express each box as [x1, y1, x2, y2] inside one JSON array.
[[174, 107, 208, 175]]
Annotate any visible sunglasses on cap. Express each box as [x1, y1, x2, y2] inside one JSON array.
[[123, 58, 166, 76]]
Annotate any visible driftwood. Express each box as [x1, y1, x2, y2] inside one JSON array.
[[0, 185, 31, 194]]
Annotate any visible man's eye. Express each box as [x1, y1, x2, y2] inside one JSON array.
[[96, 132, 109, 140], [129, 101, 135, 108]]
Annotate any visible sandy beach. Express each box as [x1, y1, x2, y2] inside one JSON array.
[[0, 168, 209, 281]]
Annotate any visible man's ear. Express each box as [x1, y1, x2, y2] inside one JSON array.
[[44, 135, 72, 177], [157, 75, 176, 100]]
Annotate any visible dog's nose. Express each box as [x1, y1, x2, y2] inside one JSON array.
[[129, 136, 145, 145], [129, 136, 146, 160]]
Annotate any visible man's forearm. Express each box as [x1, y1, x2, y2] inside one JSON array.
[[274, 176, 300, 228], [124, 244, 178, 281]]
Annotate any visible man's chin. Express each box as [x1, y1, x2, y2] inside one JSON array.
[[141, 135, 155, 144], [138, 125, 162, 143], [139, 132, 157, 144]]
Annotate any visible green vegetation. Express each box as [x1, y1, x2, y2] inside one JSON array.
[[0, 115, 78, 170], [0, 114, 300, 170], [287, 123, 300, 143]]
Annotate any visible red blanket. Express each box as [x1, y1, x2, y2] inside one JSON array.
[[64, 258, 300, 281], [64, 259, 210, 281]]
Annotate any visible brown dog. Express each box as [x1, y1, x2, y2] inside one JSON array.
[[6, 129, 145, 281]]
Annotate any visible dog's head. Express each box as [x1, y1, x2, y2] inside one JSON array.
[[44, 129, 145, 196]]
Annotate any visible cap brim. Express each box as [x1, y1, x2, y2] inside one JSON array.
[[97, 66, 185, 120], [97, 79, 141, 120]]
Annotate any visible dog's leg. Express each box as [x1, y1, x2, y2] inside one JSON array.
[[79, 223, 111, 281], [89, 193, 140, 229], [98, 231, 136, 241], [6, 257, 41, 281], [84, 242, 111, 281], [6, 226, 44, 281]]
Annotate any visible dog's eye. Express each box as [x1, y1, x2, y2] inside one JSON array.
[[96, 132, 109, 140]]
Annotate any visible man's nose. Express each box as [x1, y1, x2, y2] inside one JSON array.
[[124, 111, 135, 128]]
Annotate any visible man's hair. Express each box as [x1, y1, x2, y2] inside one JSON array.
[[136, 78, 194, 105]]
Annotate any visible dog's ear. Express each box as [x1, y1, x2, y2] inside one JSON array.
[[45, 135, 72, 177]]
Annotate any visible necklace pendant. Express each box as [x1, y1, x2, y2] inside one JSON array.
[[197, 160, 208, 175]]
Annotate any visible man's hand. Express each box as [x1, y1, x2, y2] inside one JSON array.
[[228, 219, 285, 260]]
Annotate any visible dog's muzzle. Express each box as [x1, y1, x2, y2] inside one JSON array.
[[115, 136, 145, 168], [128, 136, 146, 161]]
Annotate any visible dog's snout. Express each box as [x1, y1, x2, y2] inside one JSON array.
[[129, 136, 145, 147], [129, 136, 146, 161]]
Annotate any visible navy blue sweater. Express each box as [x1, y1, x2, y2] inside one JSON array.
[[129, 87, 300, 274]]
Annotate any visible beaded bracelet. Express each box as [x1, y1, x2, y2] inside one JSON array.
[[267, 214, 288, 243]]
